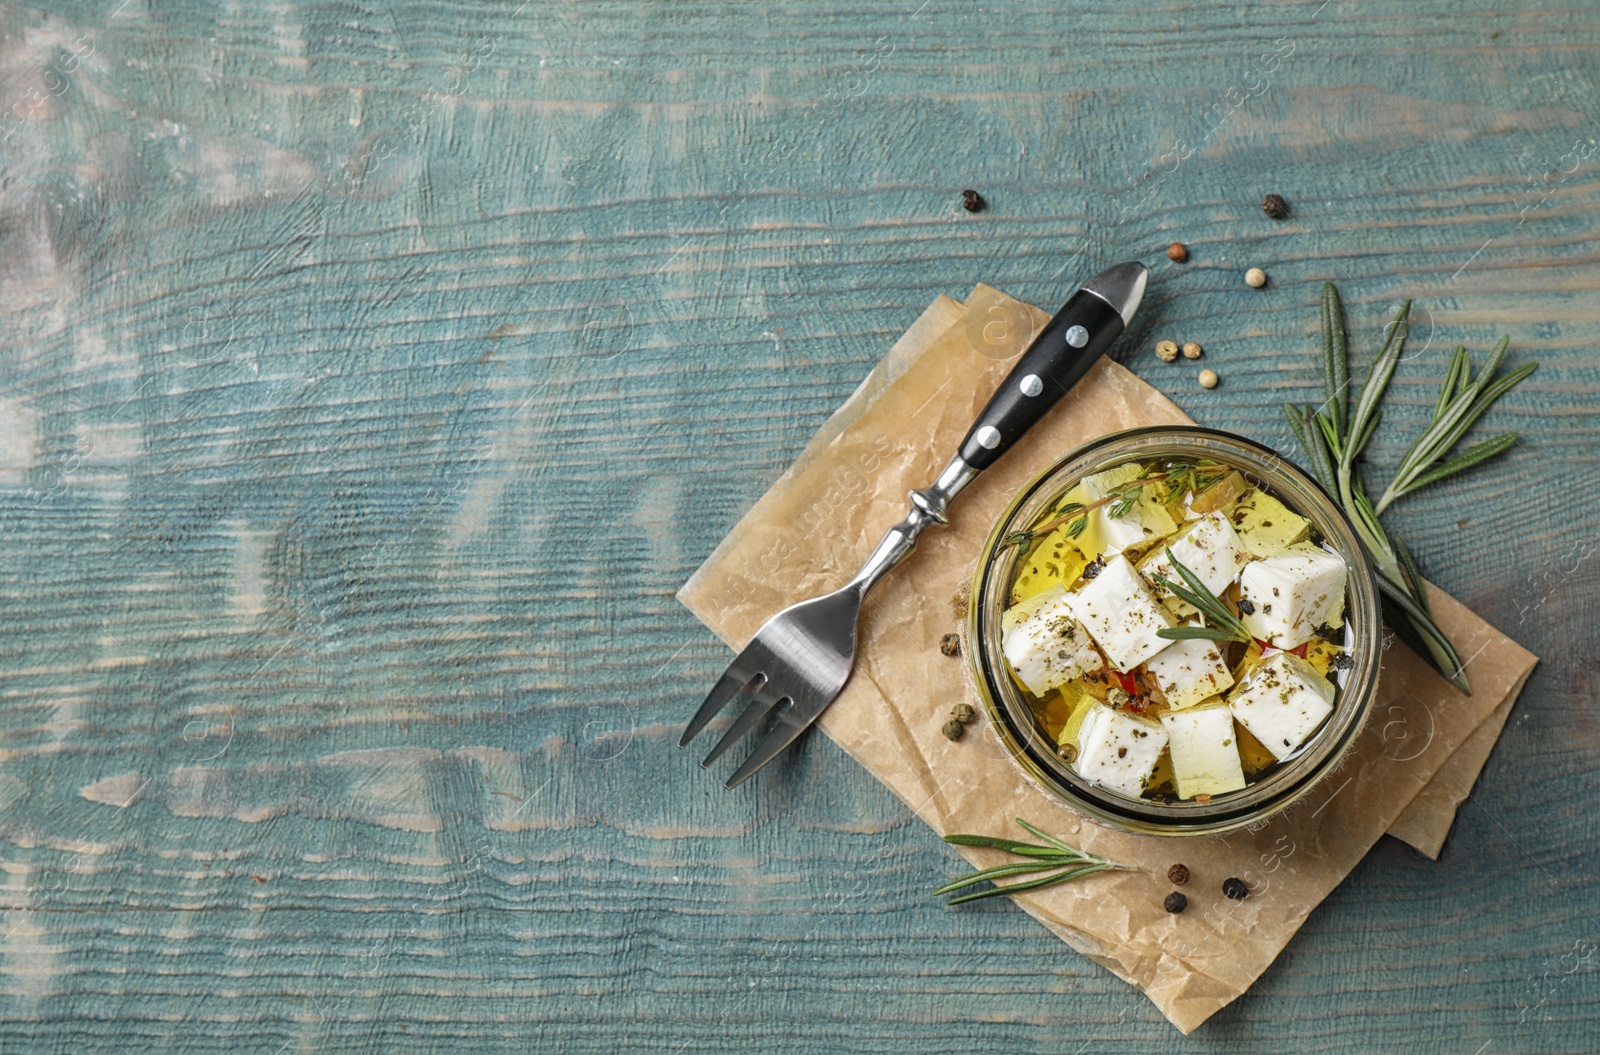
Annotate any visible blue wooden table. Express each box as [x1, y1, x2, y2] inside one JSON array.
[[0, 0, 1595, 1050]]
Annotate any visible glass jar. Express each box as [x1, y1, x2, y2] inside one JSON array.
[[967, 426, 1381, 837]]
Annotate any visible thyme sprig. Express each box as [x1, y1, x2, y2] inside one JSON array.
[[1001, 462, 1229, 549], [1152, 549, 1253, 644], [935, 818, 1135, 905], [1283, 283, 1537, 693]]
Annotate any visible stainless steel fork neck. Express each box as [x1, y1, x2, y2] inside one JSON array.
[[847, 455, 980, 595]]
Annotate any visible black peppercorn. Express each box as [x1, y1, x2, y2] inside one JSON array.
[[1164, 892, 1188, 914], [1333, 653, 1355, 671], [1261, 193, 1289, 219], [1082, 557, 1106, 580], [952, 703, 977, 725], [1237, 598, 1255, 614], [940, 633, 961, 657], [961, 189, 986, 213], [1222, 877, 1249, 900], [1167, 864, 1190, 885], [942, 719, 966, 741]]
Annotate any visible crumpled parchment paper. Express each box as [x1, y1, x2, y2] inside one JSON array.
[[678, 286, 1538, 1033]]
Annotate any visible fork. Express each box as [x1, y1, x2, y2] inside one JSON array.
[[681, 262, 1150, 788]]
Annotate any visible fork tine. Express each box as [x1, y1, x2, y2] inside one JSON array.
[[700, 692, 785, 768], [679, 668, 755, 748], [723, 706, 810, 789]]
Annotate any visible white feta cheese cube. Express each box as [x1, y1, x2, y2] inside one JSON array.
[[1226, 653, 1336, 760], [1144, 633, 1234, 711], [1237, 546, 1348, 648], [1160, 705, 1247, 799], [1065, 462, 1178, 560], [1072, 553, 1175, 671], [1001, 583, 1065, 635], [1074, 703, 1168, 797], [1138, 511, 1250, 608], [1000, 586, 1103, 696]]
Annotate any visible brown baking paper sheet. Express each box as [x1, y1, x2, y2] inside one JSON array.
[[678, 286, 1539, 1033]]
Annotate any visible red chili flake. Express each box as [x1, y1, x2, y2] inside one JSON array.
[[1288, 641, 1310, 659], [1115, 670, 1140, 696]]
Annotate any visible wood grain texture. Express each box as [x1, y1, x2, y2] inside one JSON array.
[[0, 0, 1594, 1050]]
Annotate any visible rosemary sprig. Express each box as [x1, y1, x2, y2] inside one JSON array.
[[1001, 463, 1228, 550], [1283, 283, 1538, 693], [1152, 549, 1253, 644], [935, 818, 1134, 905]]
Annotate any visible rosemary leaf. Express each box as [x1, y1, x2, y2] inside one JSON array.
[[1302, 409, 1340, 494], [1285, 405, 1336, 494], [1473, 360, 1539, 412], [1403, 432, 1519, 493], [1321, 282, 1349, 436], [1013, 818, 1079, 855], [1435, 346, 1469, 420], [1156, 624, 1240, 642], [942, 834, 1080, 858], [931, 860, 1072, 897], [1344, 300, 1410, 467], [1392, 533, 1433, 619], [1473, 334, 1511, 388], [1351, 406, 1383, 466], [944, 863, 1114, 905], [1314, 408, 1343, 461], [1349, 477, 1393, 558]]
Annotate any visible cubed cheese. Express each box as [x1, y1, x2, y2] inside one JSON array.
[[1144, 633, 1235, 710], [1226, 652, 1336, 760], [1072, 553, 1175, 671], [1291, 542, 1346, 630], [1001, 583, 1065, 635], [1160, 705, 1247, 799], [1074, 703, 1168, 797], [1000, 587, 1103, 696], [1063, 462, 1178, 560], [1237, 546, 1348, 648], [1231, 490, 1311, 558], [1138, 511, 1250, 612]]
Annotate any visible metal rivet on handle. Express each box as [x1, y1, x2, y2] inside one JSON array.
[[1065, 324, 1089, 348], [975, 426, 1001, 449], [1019, 374, 1043, 397]]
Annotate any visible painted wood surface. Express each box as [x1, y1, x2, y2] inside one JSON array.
[[0, 0, 1594, 1050]]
